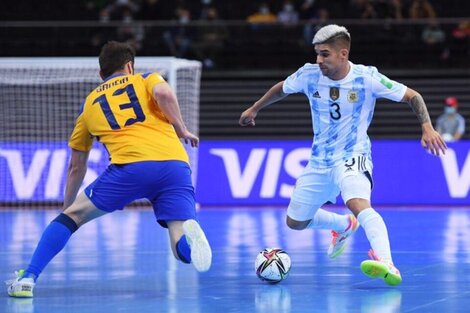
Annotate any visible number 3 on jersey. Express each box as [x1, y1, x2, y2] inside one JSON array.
[[93, 84, 146, 130], [330, 102, 341, 120]]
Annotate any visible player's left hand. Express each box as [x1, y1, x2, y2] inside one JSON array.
[[421, 124, 447, 156]]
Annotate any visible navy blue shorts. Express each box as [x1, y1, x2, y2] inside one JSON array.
[[84, 160, 196, 227]]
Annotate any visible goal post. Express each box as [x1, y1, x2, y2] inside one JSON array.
[[0, 57, 201, 207]]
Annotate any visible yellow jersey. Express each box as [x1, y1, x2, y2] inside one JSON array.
[[69, 72, 189, 164]]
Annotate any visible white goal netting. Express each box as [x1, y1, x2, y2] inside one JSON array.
[[0, 57, 201, 207]]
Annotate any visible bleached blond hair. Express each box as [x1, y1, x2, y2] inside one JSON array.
[[312, 24, 351, 45]]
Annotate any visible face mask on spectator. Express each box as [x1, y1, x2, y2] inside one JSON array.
[[445, 107, 456, 114], [260, 7, 270, 14]]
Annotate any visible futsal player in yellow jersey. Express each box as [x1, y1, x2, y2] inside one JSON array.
[[6, 41, 212, 298]]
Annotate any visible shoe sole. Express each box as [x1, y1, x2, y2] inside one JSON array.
[[8, 290, 33, 298], [360, 260, 402, 286], [183, 220, 212, 272], [8, 283, 34, 298], [328, 244, 346, 259]]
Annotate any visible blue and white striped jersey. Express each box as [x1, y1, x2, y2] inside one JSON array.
[[283, 62, 407, 168]]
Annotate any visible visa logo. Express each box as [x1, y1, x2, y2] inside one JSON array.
[[440, 148, 470, 198], [208, 146, 470, 200], [0, 144, 106, 200], [210, 148, 310, 198]]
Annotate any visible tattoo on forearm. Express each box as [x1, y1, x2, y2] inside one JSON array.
[[409, 94, 431, 124]]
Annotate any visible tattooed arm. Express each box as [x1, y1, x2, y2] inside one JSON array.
[[402, 88, 446, 156], [408, 92, 431, 124]]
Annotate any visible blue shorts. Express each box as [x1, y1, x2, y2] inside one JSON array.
[[84, 160, 196, 227]]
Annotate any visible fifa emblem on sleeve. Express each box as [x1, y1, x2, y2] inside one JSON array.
[[347, 90, 358, 103], [329, 87, 340, 101]]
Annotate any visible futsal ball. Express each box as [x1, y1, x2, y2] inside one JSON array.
[[255, 248, 291, 283]]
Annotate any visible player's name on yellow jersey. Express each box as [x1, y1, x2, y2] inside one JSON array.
[[95, 76, 129, 93]]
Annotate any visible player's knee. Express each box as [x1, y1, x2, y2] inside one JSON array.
[[52, 213, 79, 233], [286, 216, 309, 230], [345, 198, 370, 216]]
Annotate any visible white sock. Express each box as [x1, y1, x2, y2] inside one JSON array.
[[307, 208, 350, 232], [357, 208, 393, 263]]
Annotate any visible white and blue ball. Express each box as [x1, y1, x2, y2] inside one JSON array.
[[255, 248, 291, 283]]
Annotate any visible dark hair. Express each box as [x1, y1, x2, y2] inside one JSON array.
[[99, 41, 135, 79], [323, 33, 351, 51]]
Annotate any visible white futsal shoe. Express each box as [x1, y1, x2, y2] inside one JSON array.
[[5, 270, 35, 298], [183, 219, 212, 272], [328, 214, 360, 259]]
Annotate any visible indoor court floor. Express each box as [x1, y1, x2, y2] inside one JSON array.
[[1, 206, 469, 313]]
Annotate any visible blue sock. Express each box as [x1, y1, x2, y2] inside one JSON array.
[[24, 213, 78, 281], [176, 236, 191, 264]]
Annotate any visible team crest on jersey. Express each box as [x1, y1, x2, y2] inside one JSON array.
[[347, 90, 358, 103], [329, 87, 340, 101]]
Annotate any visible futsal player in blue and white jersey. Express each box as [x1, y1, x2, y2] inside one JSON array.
[[240, 24, 446, 286], [6, 41, 212, 297]]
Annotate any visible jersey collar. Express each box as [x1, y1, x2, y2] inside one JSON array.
[[103, 73, 127, 83]]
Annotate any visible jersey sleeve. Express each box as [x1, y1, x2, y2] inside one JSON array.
[[283, 65, 308, 94], [369, 67, 407, 102], [142, 72, 166, 95], [68, 113, 93, 151]]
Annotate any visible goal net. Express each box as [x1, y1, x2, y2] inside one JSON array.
[[0, 57, 201, 208]]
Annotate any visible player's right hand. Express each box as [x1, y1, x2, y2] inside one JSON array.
[[239, 108, 257, 127], [177, 129, 199, 147]]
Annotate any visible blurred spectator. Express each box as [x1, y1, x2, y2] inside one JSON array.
[[374, 0, 403, 19], [116, 9, 145, 51], [421, 21, 445, 45], [116, 5, 145, 50], [299, 0, 317, 20], [100, 0, 139, 21], [303, 8, 329, 45], [452, 20, 470, 39], [349, 0, 377, 19], [193, 7, 228, 68], [80, 0, 108, 19], [421, 20, 447, 62], [409, 0, 436, 19], [137, 0, 176, 20], [300, 0, 330, 46], [247, 2, 277, 24], [445, 20, 470, 64], [163, 6, 194, 58], [92, 0, 143, 51], [198, 0, 218, 19], [436, 97, 466, 142], [277, 1, 299, 26], [407, 0, 439, 61]]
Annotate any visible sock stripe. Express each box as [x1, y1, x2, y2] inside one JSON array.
[[53, 213, 78, 233]]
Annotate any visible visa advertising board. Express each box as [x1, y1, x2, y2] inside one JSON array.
[[1, 140, 469, 205]]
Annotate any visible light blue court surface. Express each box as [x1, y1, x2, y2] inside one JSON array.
[[1, 207, 470, 313]]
